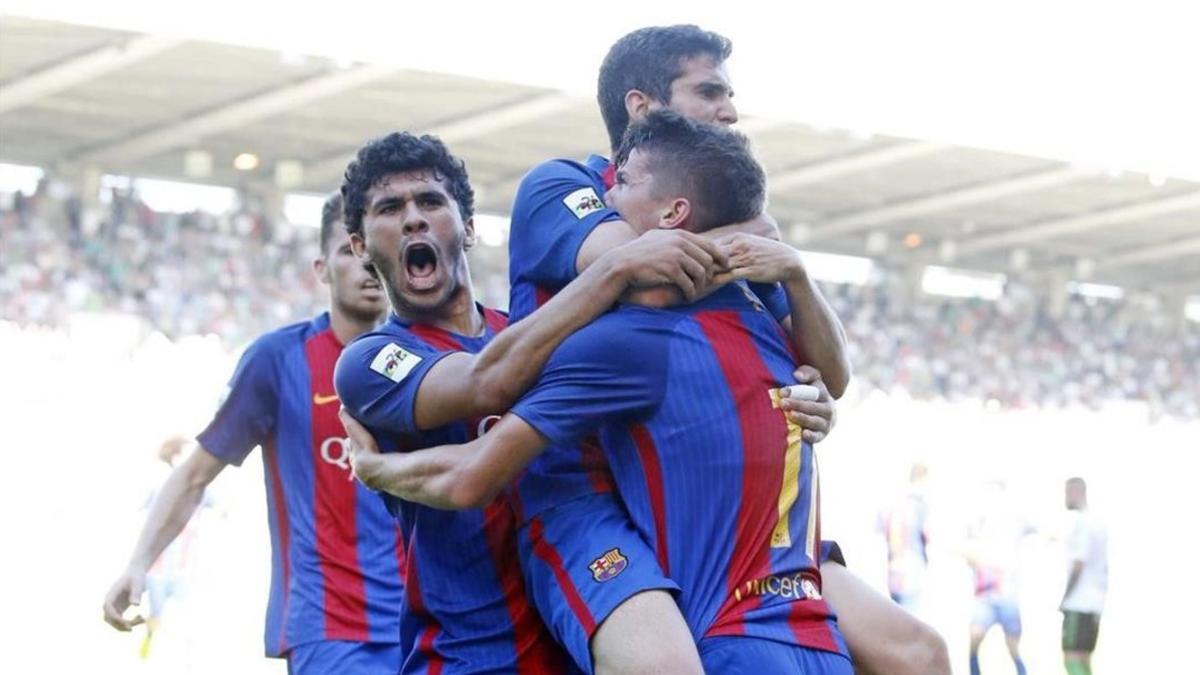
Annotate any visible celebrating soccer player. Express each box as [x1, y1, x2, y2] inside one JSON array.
[[103, 195, 409, 674]]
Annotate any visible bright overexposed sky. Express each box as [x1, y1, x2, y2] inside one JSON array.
[[2, 0, 1198, 179]]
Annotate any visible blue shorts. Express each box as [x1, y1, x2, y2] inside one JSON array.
[[699, 636, 854, 674], [517, 493, 679, 674], [971, 596, 1022, 637], [286, 640, 404, 675]]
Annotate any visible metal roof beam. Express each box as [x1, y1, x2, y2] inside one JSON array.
[[0, 35, 181, 114], [809, 165, 1087, 240], [770, 141, 949, 193], [69, 63, 397, 164], [958, 190, 1200, 256]]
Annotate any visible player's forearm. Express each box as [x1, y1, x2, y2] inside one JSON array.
[[466, 255, 629, 413], [782, 270, 851, 398], [127, 467, 209, 571], [1062, 561, 1084, 600], [369, 416, 548, 511], [366, 443, 474, 510]]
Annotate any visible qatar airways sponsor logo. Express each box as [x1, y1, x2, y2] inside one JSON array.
[[319, 436, 355, 480]]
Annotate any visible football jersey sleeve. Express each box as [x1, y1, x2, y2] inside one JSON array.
[[509, 160, 622, 289], [334, 333, 450, 435], [748, 281, 791, 323], [196, 335, 280, 466], [509, 313, 667, 447]]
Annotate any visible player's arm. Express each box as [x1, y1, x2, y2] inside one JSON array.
[[344, 410, 548, 510], [511, 160, 764, 307], [715, 232, 851, 398], [1061, 560, 1085, 606], [404, 229, 721, 430], [103, 447, 226, 631], [344, 319, 662, 508], [105, 336, 276, 631]]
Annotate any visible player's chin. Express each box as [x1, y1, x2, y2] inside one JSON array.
[[395, 281, 450, 312]]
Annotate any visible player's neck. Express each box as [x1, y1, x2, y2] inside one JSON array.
[[329, 307, 380, 346], [400, 284, 484, 337]]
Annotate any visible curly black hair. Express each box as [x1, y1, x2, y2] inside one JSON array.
[[615, 109, 764, 232], [341, 132, 474, 236], [598, 25, 732, 153]]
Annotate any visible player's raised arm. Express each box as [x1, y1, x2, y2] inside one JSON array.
[[363, 228, 723, 432], [103, 446, 226, 631]]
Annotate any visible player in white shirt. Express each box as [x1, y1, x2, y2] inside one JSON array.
[[1061, 477, 1107, 675]]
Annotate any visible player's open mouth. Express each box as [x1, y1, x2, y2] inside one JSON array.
[[403, 242, 440, 291]]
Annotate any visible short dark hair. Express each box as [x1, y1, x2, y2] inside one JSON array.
[[614, 110, 764, 232], [341, 132, 474, 237], [319, 191, 343, 254], [598, 25, 732, 152]]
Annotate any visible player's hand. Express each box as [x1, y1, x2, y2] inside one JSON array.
[[339, 408, 386, 491], [775, 365, 836, 444], [712, 233, 805, 286], [102, 568, 147, 631], [610, 229, 728, 301]]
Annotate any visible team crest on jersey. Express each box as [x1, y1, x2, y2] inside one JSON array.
[[589, 548, 628, 582], [563, 187, 605, 219], [369, 342, 422, 383]]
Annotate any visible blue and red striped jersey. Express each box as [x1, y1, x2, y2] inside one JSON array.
[[510, 285, 848, 656], [507, 155, 792, 523], [334, 308, 571, 674], [196, 312, 406, 657]]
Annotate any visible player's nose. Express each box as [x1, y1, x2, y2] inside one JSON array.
[[717, 101, 738, 126], [401, 205, 429, 235]]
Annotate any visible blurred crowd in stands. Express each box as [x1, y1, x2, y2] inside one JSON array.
[[3, 181, 1197, 421]]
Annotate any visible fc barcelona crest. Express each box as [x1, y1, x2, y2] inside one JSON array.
[[589, 548, 628, 582]]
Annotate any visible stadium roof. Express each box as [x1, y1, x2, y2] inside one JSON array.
[[1, 15, 1197, 295]]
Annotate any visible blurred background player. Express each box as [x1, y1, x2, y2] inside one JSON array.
[[964, 479, 1035, 675], [139, 436, 213, 662], [102, 194, 408, 674], [1061, 477, 1107, 675], [880, 463, 932, 614]]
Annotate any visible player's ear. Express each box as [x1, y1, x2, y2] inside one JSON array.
[[462, 216, 476, 251], [625, 88, 652, 122], [349, 231, 368, 260], [312, 253, 331, 285], [659, 198, 691, 230]]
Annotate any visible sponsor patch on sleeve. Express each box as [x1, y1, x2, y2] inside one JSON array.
[[562, 187, 605, 219], [369, 343, 423, 383]]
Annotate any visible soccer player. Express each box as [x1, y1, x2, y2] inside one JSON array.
[[964, 480, 1033, 675], [333, 131, 730, 672], [103, 194, 409, 674], [503, 23, 946, 675], [880, 463, 932, 613], [1061, 477, 1107, 675], [350, 111, 853, 673]]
